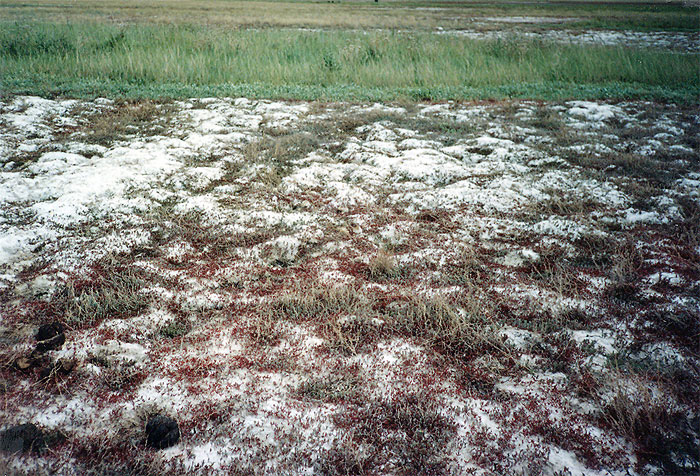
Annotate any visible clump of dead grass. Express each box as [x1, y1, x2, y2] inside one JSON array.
[[367, 250, 401, 281], [273, 284, 380, 354], [389, 293, 505, 363], [72, 100, 173, 146], [247, 311, 282, 348], [605, 238, 644, 301], [55, 264, 151, 327], [243, 131, 319, 167], [273, 284, 373, 323]]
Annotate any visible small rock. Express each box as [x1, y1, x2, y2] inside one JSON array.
[[35, 322, 66, 353], [0, 423, 45, 454], [145, 415, 180, 449]]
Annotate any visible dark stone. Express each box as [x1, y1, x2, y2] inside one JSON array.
[[145, 415, 180, 449], [36, 322, 64, 342], [0, 423, 45, 454], [35, 322, 66, 353]]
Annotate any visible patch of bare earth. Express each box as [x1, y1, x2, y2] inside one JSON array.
[[0, 96, 698, 475]]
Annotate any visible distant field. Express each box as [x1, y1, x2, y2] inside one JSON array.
[[0, 0, 698, 100], [1, 0, 698, 31]]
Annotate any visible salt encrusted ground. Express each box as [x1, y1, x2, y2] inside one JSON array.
[[284, 27, 700, 53], [0, 96, 698, 475]]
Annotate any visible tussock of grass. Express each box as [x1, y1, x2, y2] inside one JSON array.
[[273, 285, 373, 323], [441, 246, 485, 286], [605, 239, 644, 302], [389, 294, 504, 362], [273, 285, 379, 354], [1, 22, 698, 101], [58, 266, 151, 326], [367, 251, 401, 281]]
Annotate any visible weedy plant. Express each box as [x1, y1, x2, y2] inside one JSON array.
[[331, 393, 456, 476]]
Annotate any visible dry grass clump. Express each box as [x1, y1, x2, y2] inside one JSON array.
[[533, 188, 601, 217], [605, 239, 644, 301], [296, 374, 361, 403], [389, 293, 505, 363], [273, 284, 373, 323], [441, 245, 485, 286], [57, 266, 151, 327], [247, 311, 282, 348], [74, 100, 173, 146], [529, 257, 588, 300], [273, 284, 380, 354], [239, 131, 319, 187], [275, 282, 506, 360], [325, 315, 381, 355], [243, 132, 319, 167], [530, 108, 565, 132], [674, 196, 700, 264], [571, 233, 616, 271], [367, 251, 401, 281]]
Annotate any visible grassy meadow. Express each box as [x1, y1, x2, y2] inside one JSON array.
[[0, 0, 699, 101]]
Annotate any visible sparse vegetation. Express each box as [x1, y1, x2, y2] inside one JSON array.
[[296, 374, 360, 403], [71, 100, 174, 146], [602, 379, 700, 475], [331, 393, 455, 476], [389, 294, 505, 363]]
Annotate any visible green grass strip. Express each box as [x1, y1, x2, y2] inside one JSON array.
[[1, 22, 698, 102], [2, 78, 699, 103]]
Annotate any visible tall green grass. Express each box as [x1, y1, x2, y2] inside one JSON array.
[[1, 22, 698, 101]]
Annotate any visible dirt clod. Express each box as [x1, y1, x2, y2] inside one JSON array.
[[145, 415, 180, 449], [15, 356, 35, 371], [0, 423, 45, 454], [35, 322, 66, 353]]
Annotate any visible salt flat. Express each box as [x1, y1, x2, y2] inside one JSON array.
[[0, 96, 698, 475]]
